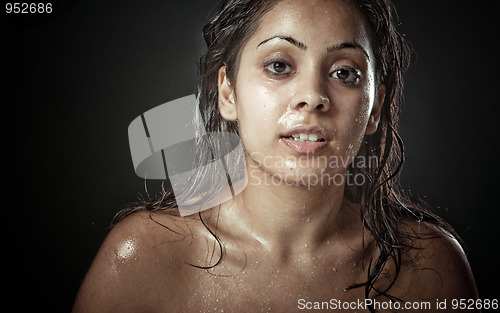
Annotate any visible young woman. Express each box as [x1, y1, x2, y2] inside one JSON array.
[[73, 0, 479, 312]]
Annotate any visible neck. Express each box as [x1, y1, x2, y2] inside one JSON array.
[[209, 165, 361, 261]]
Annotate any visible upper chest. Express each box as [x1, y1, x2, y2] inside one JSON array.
[[165, 253, 372, 313]]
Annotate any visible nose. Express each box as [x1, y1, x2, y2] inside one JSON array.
[[290, 73, 330, 113]]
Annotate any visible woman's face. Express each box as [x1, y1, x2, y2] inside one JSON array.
[[218, 0, 385, 186]]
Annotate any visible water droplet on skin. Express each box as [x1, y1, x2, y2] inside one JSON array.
[[332, 267, 337, 272], [117, 239, 136, 260], [277, 110, 305, 128], [284, 159, 296, 169]]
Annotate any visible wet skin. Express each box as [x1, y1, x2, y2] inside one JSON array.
[[73, 0, 479, 312]]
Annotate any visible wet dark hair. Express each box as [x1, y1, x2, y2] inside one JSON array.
[[114, 0, 459, 311]]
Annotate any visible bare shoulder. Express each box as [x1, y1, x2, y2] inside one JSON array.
[[72, 210, 206, 313], [394, 220, 479, 303]]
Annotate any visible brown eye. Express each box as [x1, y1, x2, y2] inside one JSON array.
[[272, 62, 288, 73], [334, 69, 350, 80], [265, 60, 292, 76], [330, 67, 360, 84]]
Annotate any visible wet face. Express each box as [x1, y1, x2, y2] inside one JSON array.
[[218, 0, 385, 187]]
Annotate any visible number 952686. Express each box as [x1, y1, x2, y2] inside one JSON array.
[[6, 3, 52, 14], [451, 298, 498, 310]]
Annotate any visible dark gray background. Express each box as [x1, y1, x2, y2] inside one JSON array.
[[5, 0, 499, 311]]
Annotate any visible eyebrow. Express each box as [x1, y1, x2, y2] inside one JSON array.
[[257, 35, 307, 50], [257, 35, 370, 60]]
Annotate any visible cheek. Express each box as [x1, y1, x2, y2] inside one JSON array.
[[330, 88, 373, 151], [235, 81, 282, 142]]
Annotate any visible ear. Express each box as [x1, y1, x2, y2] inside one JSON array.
[[365, 84, 386, 135], [218, 65, 238, 121]]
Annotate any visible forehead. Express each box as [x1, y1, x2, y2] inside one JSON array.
[[250, 0, 373, 54]]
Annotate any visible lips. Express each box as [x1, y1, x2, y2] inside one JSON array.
[[280, 127, 329, 154], [284, 132, 325, 142], [281, 127, 327, 141]]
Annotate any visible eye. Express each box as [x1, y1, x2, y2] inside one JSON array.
[[330, 67, 361, 84], [264, 60, 292, 76]]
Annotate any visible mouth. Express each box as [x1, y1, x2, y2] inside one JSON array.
[[282, 133, 326, 143], [280, 127, 329, 154]]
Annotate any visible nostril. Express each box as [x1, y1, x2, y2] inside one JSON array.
[[293, 100, 329, 112]]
